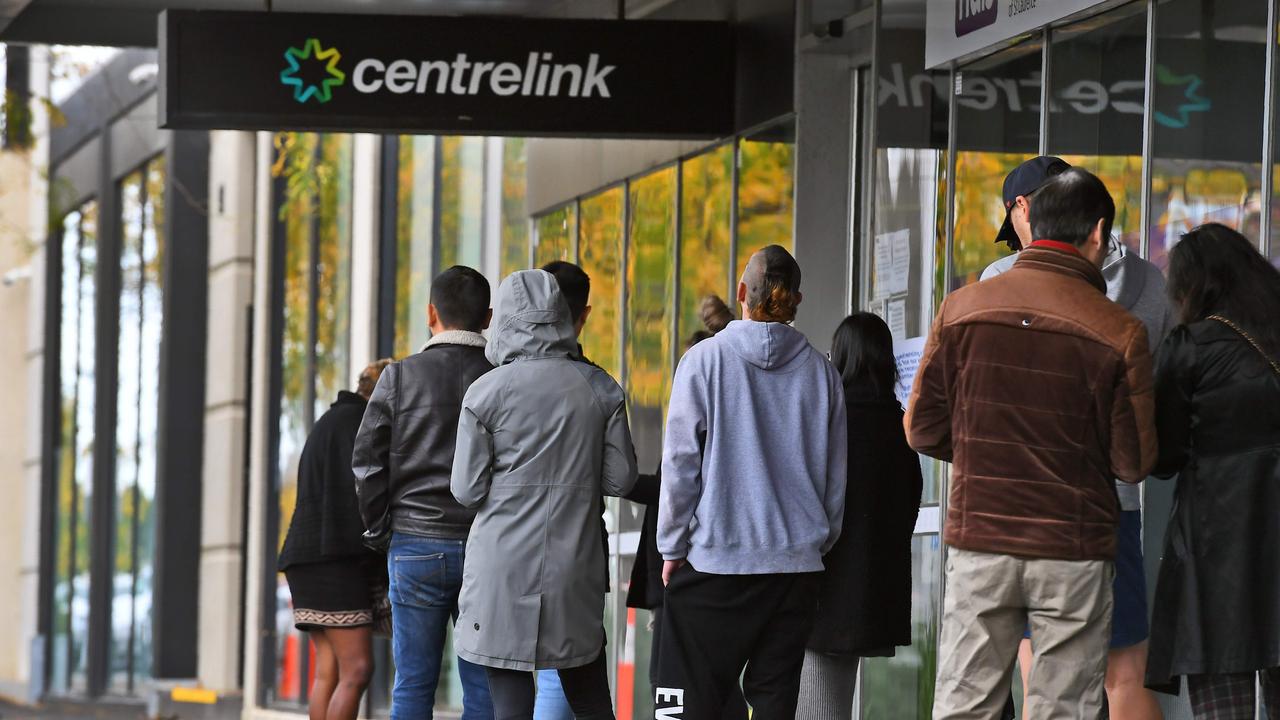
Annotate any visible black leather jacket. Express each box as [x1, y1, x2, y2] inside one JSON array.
[[1146, 320, 1280, 689], [353, 339, 493, 543]]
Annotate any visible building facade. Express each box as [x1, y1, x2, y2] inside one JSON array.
[[1, 0, 1277, 718]]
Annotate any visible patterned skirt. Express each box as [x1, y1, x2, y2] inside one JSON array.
[[285, 556, 390, 633]]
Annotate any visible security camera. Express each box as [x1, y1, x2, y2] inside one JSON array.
[[3, 265, 32, 287]]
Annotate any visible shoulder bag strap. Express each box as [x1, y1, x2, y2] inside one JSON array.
[[1207, 315, 1280, 378]]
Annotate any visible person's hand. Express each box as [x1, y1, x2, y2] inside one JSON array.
[[662, 559, 686, 586]]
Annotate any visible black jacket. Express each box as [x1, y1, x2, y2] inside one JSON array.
[[279, 391, 375, 570], [624, 472, 663, 610], [1146, 321, 1280, 690], [808, 391, 922, 656], [353, 341, 493, 543]]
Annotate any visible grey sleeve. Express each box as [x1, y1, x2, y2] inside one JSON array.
[[601, 399, 638, 498], [450, 389, 495, 509]]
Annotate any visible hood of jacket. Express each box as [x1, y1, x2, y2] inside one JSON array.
[[717, 319, 811, 371], [486, 270, 578, 367], [1102, 240, 1147, 311]]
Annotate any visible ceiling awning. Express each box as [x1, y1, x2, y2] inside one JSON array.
[[0, 0, 637, 46]]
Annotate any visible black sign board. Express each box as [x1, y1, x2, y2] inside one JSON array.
[[159, 10, 736, 138]]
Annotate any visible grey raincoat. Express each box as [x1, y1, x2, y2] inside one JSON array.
[[450, 270, 638, 671]]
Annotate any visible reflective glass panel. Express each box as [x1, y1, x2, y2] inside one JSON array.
[[952, 41, 1043, 290], [1150, 0, 1266, 266], [535, 204, 576, 266], [501, 138, 530, 279], [439, 136, 485, 270], [859, 534, 942, 720], [111, 171, 143, 691], [872, 0, 949, 506], [51, 203, 96, 694], [1047, 5, 1149, 253], [314, 134, 353, 418], [625, 168, 676, 470], [71, 202, 98, 692], [579, 187, 624, 379], [271, 132, 355, 706], [394, 135, 437, 358], [737, 122, 796, 281], [679, 145, 733, 344], [274, 131, 317, 705]]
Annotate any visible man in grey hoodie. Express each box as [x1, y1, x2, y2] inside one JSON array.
[[655, 245, 848, 720], [981, 157, 1172, 720]]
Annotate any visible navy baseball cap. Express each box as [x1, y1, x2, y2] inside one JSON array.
[[996, 156, 1071, 250]]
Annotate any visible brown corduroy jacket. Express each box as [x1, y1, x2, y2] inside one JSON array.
[[905, 242, 1157, 561]]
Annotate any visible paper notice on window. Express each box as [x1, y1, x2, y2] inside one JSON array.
[[886, 298, 908, 340], [888, 229, 911, 295], [873, 232, 893, 301], [893, 335, 927, 408]]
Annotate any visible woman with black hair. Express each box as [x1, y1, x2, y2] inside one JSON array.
[[1147, 223, 1280, 718], [796, 313, 923, 720]]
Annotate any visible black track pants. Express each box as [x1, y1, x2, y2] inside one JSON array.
[[654, 564, 819, 720]]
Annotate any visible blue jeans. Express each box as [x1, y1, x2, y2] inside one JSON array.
[[533, 669, 574, 720], [388, 533, 493, 720]]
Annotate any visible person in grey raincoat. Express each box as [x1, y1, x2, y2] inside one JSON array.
[[450, 269, 638, 720]]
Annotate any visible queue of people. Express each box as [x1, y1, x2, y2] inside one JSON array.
[[276, 160, 1280, 720]]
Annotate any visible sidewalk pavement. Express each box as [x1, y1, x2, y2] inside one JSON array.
[[0, 699, 148, 720]]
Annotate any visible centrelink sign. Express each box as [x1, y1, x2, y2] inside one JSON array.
[[160, 10, 735, 138], [925, 0, 1111, 68]]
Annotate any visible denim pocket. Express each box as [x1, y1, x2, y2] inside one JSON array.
[[389, 552, 449, 608]]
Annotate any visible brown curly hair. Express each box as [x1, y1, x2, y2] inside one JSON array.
[[357, 358, 395, 399]]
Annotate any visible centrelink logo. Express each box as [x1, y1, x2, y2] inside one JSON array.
[[280, 38, 345, 104], [280, 40, 617, 103], [956, 0, 998, 37]]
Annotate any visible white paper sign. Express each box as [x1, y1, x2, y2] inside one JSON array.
[[889, 230, 911, 295], [926, 0, 1110, 69], [873, 233, 893, 301], [886, 298, 908, 341], [894, 335, 928, 408]]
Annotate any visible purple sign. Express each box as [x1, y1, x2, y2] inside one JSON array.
[[955, 0, 998, 37]]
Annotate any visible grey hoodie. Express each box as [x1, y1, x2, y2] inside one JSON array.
[[658, 319, 848, 575], [981, 239, 1174, 509], [451, 270, 638, 670]]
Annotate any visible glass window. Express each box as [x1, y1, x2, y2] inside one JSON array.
[[439, 137, 486, 270], [1047, 5, 1148, 253], [110, 155, 166, 692], [535, 204, 576, 266], [871, 0, 949, 506], [270, 132, 355, 707], [951, 41, 1044, 290], [679, 145, 733, 343], [625, 168, 676, 470], [500, 138, 530, 279], [737, 122, 796, 281], [51, 201, 98, 695], [1149, 0, 1266, 266], [578, 187, 625, 379], [393, 135, 437, 358], [859, 534, 941, 720]]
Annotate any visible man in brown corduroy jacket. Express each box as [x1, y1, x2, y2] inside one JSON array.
[[906, 167, 1157, 720]]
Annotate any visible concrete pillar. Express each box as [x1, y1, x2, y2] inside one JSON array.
[[6, 45, 49, 702], [791, 48, 854, 354], [350, 134, 380, 370], [197, 130, 257, 692]]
